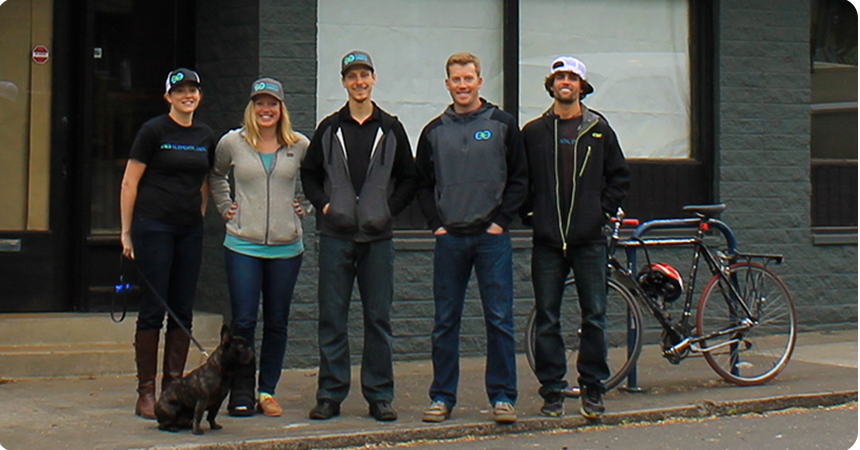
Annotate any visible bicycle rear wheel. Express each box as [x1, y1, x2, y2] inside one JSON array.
[[525, 277, 643, 392], [696, 262, 797, 385]]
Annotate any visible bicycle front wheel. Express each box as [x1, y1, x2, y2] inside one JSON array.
[[697, 262, 797, 385], [525, 277, 643, 392]]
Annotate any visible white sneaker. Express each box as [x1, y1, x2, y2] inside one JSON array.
[[493, 401, 517, 423], [422, 401, 451, 422]]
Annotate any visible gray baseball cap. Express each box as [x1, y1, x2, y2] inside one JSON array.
[[250, 77, 284, 102], [341, 50, 374, 76]]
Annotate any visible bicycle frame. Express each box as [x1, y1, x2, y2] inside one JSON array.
[[624, 217, 738, 335], [606, 211, 778, 388]]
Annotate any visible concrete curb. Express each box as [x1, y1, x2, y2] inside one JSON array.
[[141, 390, 858, 450]]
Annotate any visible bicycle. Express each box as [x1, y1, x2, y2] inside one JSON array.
[[524, 203, 797, 394]]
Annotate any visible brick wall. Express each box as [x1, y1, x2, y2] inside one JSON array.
[[189, 0, 857, 370], [193, 0, 261, 334], [717, 0, 857, 331]]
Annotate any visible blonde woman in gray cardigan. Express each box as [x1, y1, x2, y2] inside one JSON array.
[[210, 78, 309, 418]]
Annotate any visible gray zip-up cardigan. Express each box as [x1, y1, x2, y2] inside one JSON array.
[[210, 128, 310, 245], [301, 103, 417, 243]]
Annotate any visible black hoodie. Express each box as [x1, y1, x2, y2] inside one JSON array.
[[521, 105, 629, 248]]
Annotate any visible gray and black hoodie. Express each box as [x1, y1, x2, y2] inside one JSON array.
[[301, 102, 417, 243], [521, 104, 630, 248], [416, 99, 528, 236]]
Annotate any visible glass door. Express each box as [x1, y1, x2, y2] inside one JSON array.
[[81, 0, 195, 311]]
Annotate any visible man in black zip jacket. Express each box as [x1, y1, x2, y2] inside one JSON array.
[[415, 52, 528, 424], [521, 56, 629, 419], [301, 50, 417, 422]]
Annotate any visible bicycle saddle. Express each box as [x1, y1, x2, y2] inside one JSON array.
[[682, 203, 727, 218]]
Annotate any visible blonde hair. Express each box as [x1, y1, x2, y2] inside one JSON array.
[[446, 52, 481, 77], [241, 99, 301, 149]]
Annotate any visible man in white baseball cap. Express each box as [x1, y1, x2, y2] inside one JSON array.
[[543, 56, 594, 99], [521, 55, 629, 420]]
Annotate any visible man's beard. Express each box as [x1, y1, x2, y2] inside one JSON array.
[[555, 95, 576, 105]]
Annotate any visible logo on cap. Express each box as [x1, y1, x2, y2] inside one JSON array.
[[474, 130, 492, 141], [344, 53, 369, 65], [171, 73, 185, 84], [254, 82, 280, 93]]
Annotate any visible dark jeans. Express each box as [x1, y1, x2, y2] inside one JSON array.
[[430, 231, 517, 408], [532, 243, 610, 398], [225, 248, 302, 395], [131, 215, 203, 333], [316, 235, 394, 404]]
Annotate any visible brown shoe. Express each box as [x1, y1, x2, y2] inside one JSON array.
[[135, 381, 156, 419], [258, 395, 282, 417]]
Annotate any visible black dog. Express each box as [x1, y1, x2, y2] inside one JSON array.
[[155, 326, 254, 435]]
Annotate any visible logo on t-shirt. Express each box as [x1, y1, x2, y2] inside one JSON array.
[[474, 130, 492, 141], [160, 143, 208, 152]]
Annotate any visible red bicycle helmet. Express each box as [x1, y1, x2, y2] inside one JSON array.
[[637, 263, 684, 302]]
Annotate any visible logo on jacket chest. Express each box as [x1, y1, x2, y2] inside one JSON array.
[[474, 130, 492, 141]]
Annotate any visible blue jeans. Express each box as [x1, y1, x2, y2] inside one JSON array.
[[532, 243, 609, 397], [316, 235, 394, 404], [131, 215, 203, 333], [225, 249, 302, 395], [430, 231, 517, 408]]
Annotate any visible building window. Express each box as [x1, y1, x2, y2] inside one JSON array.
[[317, 0, 504, 231], [316, 0, 711, 227], [317, 0, 504, 154], [520, 0, 712, 221], [519, 0, 691, 159], [810, 0, 858, 231]]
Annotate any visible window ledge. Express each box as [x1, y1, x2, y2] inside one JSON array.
[[812, 227, 858, 245], [393, 229, 534, 250]]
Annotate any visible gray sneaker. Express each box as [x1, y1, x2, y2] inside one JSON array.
[[422, 401, 451, 423], [492, 401, 517, 423]]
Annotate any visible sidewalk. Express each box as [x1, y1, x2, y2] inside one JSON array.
[[0, 330, 856, 450]]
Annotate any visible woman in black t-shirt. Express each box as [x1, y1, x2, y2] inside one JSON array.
[[119, 68, 215, 420]]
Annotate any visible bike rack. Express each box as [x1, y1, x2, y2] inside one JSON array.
[[618, 216, 738, 392]]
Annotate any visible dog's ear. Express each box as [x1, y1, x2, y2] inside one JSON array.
[[220, 324, 231, 345]]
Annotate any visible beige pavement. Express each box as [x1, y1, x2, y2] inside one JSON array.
[[0, 330, 855, 450]]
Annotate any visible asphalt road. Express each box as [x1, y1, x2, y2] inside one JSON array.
[[349, 403, 858, 450]]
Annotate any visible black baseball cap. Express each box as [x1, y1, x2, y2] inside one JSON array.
[[165, 68, 201, 94]]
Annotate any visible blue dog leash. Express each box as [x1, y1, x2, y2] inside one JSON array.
[[116, 254, 210, 357]]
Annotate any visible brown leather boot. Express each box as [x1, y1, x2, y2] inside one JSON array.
[[134, 330, 159, 419], [162, 327, 191, 392]]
